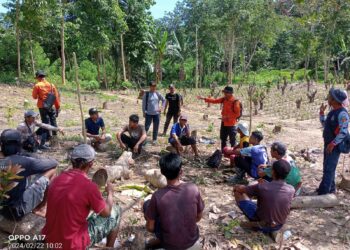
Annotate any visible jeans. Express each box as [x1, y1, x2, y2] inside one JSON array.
[[235, 156, 253, 177], [145, 114, 160, 141], [220, 123, 236, 151], [318, 145, 341, 195], [39, 108, 58, 141], [163, 112, 179, 134]]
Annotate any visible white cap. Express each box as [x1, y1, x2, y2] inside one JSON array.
[[237, 123, 249, 136]]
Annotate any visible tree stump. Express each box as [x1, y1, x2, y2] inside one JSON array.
[[307, 90, 317, 103], [102, 151, 134, 181], [102, 101, 108, 109], [191, 130, 198, 141], [296, 98, 302, 109], [272, 125, 282, 134], [143, 169, 167, 188], [291, 194, 339, 209], [339, 174, 350, 191], [203, 114, 208, 121]]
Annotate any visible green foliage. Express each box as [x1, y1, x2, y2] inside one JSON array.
[[80, 80, 100, 90], [0, 164, 24, 207], [78, 60, 98, 82], [121, 80, 133, 89]]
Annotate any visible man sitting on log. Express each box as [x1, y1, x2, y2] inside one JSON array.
[[169, 115, 199, 159], [0, 129, 57, 219], [17, 110, 64, 152], [228, 131, 268, 184], [85, 108, 112, 149], [258, 142, 302, 196], [143, 153, 204, 250], [318, 88, 349, 195], [116, 114, 147, 155], [42, 144, 121, 250], [233, 159, 294, 233]]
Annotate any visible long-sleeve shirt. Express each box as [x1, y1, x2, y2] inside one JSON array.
[[32, 80, 60, 109], [142, 91, 166, 115], [17, 121, 59, 141], [320, 108, 349, 145], [204, 96, 241, 126]]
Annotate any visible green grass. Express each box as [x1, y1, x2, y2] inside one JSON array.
[[64, 119, 80, 127], [61, 102, 76, 110], [97, 92, 118, 101]]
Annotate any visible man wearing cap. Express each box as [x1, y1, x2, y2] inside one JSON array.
[[233, 159, 294, 233], [142, 81, 166, 144], [162, 84, 183, 136], [32, 70, 61, 142], [198, 86, 241, 151], [318, 88, 349, 195], [17, 110, 64, 151], [0, 129, 57, 219], [85, 108, 112, 149], [43, 144, 121, 250], [169, 115, 199, 158]]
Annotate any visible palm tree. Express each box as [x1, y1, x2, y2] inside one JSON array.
[[144, 28, 168, 84]]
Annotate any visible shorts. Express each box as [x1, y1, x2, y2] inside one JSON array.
[[169, 137, 196, 146], [21, 176, 49, 216], [88, 205, 121, 246], [238, 200, 282, 233]]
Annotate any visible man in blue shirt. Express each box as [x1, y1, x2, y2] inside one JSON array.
[[318, 88, 349, 195], [228, 131, 268, 184], [169, 115, 199, 158], [85, 108, 112, 149], [142, 81, 165, 144]]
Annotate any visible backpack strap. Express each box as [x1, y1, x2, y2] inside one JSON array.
[[145, 91, 150, 113]]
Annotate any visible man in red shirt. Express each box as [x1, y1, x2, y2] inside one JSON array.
[[42, 144, 121, 250], [32, 70, 61, 148], [198, 86, 241, 151]]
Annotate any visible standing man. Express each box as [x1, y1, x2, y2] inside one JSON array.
[[162, 84, 183, 136], [142, 81, 165, 145], [198, 86, 241, 151], [85, 108, 112, 149], [318, 88, 349, 195], [32, 70, 60, 144]]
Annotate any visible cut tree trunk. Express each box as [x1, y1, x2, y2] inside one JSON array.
[[15, 0, 21, 78], [103, 151, 134, 181], [291, 194, 339, 209]]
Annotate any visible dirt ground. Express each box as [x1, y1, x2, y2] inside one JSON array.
[[0, 82, 349, 250]]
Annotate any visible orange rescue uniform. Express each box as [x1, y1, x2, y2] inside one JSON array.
[[32, 80, 60, 110], [204, 96, 240, 126]]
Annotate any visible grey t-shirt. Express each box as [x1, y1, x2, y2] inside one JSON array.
[[246, 180, 295, 225], [123, 124, 146, 140], [142, 91, 166, 115]]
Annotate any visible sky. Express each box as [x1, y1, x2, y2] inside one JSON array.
[[0, 0, 177, 18], [151, 0, 177, 19]]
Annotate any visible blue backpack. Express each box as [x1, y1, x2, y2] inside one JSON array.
[[339, 133, 350, 154]]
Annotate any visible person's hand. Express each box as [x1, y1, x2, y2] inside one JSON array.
[[133, 145, 139, 153], [55, 109, 60, 118], [326, 142, 335, 154], [58, 128, 65, 135], [105, 182, 114, 194], [320, 103, 327, 114], [258, 178, 267, 184], [258, 169, 265, 178], [100, 134, 106, 140], [120, 143, 127, 150], [233, 184, 245, 193], [258, 164, 267, 169]]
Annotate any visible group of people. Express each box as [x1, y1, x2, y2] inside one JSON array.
[[0, 69, 349, 250]]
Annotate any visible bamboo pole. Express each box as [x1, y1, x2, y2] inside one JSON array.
[[73, 52, 86, 143]]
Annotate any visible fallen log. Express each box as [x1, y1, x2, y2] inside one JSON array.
[[104, 151, 134, 181], [0, 213, 45, 236], [143, 169, 167, 189], [291, 194, 339, 209]]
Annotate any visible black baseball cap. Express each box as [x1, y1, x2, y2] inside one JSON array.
[[35, 70, 46, 78], [0, 129, 22, 144], [89, 108, 99, 115], [223, 86, 233, 94]]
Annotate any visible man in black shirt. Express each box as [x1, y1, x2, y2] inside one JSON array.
[[0, 129, 57, 219], [162, 84, 183, 136]]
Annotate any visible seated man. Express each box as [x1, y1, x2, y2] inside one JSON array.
[[42, 144, 121, 250], [144, 153, 204, 250], [233, 160, 294, 233], [116, 114, 147, 155], [169, 115, 199, 158], [228, 131, 268, 184], [258, 142, 302, 196], [0, 129, 57, 219], [223, 122, 250, 166], [85, 108, 112, 149], [17, 110, 64, 152]]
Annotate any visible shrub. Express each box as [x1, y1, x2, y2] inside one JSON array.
[[121, 80, 133, 89], [79, 60, 98, 82], [80, 80, 100, 90]]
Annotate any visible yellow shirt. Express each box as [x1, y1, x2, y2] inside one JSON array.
[[239, 136, 250, 148]]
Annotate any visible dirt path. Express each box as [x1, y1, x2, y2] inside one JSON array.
[[0, 84, 349, 249]]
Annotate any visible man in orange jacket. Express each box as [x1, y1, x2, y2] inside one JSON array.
[[198, 86, 241, 151], [32, 70, 61, 148]]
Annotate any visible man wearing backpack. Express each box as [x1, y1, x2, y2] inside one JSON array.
[[162, 84, 183, 136], [32, 70, 60, 144], [198, 86, 241, 151], [318, 88, 349, 195], [142, 81, 166, 144]]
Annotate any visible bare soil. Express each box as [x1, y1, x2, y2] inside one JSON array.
[[0, 83, 349, 250]]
